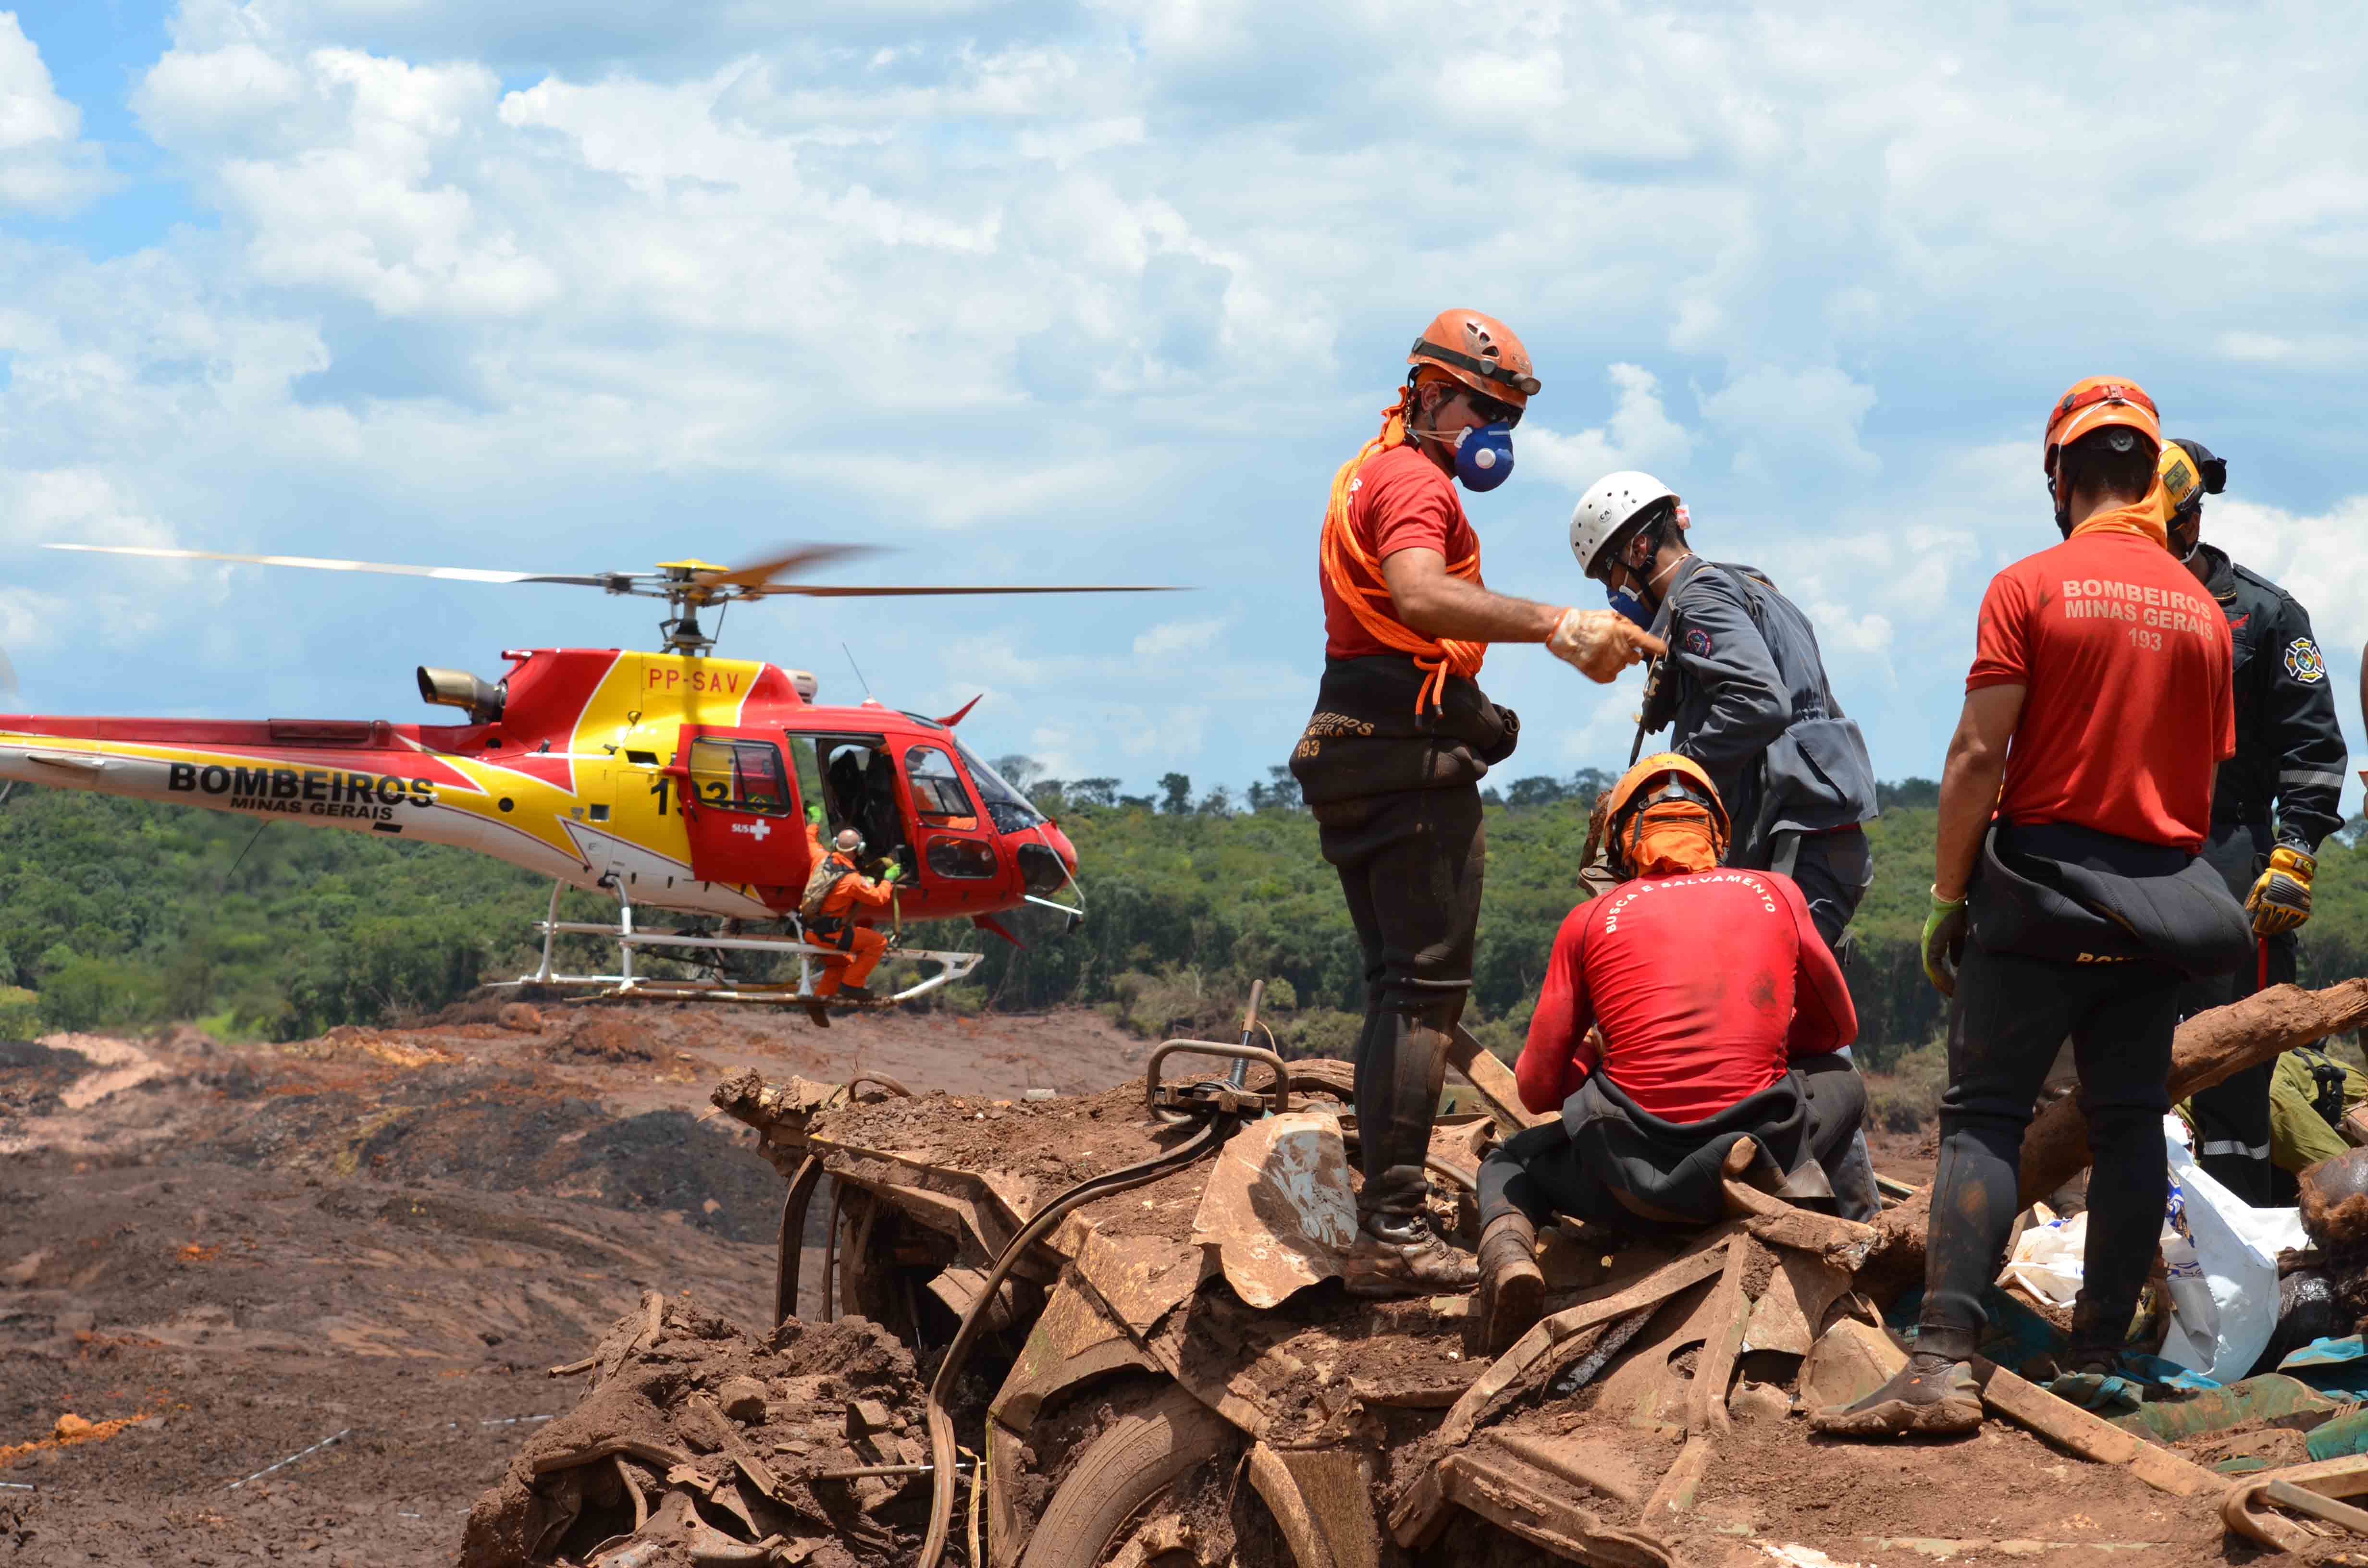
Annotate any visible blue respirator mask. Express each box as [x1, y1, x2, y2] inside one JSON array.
[[1449, 422, 1515, 491], [1604, 583, 1654, 630]]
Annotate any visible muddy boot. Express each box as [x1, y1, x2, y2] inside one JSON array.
[[1344, 1211, 1477, 1298], [1473, 1212, 1544, 1355], [2048, 1295, 2141, 1409], [1808, 1327, 1981, 1437], [805, 1000, 831, 1029]]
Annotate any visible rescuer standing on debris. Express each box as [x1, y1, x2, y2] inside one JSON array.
[[800, 826, 902, 1029], [1815, 379, 2252, 1438], [1472, 753, 1871, 1353], [1567, 473, 1879, 945], [2156, 439, 2349, 1205], [1288, 310, 1662, 1298]]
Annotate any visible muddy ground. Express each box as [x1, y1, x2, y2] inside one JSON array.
[[1, 1000, 2283, 1568], [0, 1003, 1155, 1566]]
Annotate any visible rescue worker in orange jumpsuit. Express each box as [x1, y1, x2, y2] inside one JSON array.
[[802, 825, 901, 1028], [1288, 308, 1662, 1297]]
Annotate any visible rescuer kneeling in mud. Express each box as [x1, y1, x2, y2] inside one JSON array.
[[1289, 309, 1663, 1298], [1471, 753, 1871, 1354], [800, 825, 903, 1029], [1814, 378, 2252, 1438]]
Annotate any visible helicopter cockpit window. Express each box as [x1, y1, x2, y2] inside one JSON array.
[[688, 738, 794, 815], [953, 742, 1047, 834], [904, 746, 978, 829]]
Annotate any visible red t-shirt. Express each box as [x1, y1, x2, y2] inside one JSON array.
[[1320, 443, 1477, 660], [1969, 511, 2235, 851], [1514, 869, 1856, 1124]]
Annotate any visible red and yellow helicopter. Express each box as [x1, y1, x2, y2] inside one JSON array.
[[0, 543, 1170, 1007]]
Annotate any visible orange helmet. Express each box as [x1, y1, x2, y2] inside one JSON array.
[[1604, 752, 1729, 878], [1409, 309, 1539, 409], [2042, 377, 2161, 477]]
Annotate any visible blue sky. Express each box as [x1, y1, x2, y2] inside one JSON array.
[[2, 1, 2366, 808]]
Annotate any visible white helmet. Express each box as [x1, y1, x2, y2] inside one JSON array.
[[1569, 471, 1678, 576]]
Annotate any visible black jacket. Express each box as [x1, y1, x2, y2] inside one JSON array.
[[1638, 557, 1878, 866], [2195, 544, 2347, 853]]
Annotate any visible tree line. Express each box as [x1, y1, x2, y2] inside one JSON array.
[[4, 776, 2365, 1066]]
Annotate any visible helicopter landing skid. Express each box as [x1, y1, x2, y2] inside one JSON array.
[[501, 882, 984, 1006]]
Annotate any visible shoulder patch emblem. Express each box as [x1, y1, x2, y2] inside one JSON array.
[[2286, 637, 2328, 683], [1683, 627, 1714, 658]]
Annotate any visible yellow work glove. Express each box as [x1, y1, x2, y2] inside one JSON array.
[[1922, 887, 1968, 997], [2246, 846, 2315, 937], [879, 862, 904, 884]]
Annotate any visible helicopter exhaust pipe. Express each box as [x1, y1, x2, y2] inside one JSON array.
[[416, 666, 506, 724]]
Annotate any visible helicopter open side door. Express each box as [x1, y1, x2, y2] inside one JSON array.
[[669, 727, 810, 908]]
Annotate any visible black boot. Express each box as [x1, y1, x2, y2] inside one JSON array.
[[1343, 1003, 1469, 1298]]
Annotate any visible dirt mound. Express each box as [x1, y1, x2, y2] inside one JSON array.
[[463, 1297, 932, 1568], [552, 1016, 660, 1064]]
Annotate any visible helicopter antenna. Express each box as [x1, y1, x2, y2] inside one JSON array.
[[842, 643, 876, 702]]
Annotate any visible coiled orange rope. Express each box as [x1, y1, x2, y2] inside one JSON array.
[[1320, 390, 1485, 713]]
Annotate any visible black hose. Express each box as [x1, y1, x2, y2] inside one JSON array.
[[915, 1114, 1237, 1568], [774, 1155, 826, 1327]]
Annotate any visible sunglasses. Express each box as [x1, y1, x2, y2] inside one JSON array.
[[1456, 389, 1523, 428]]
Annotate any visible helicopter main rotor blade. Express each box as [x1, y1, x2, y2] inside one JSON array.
[[45, 543, 618, 588], [692, 543, 889, 591], [739, 584, 1182, 599]]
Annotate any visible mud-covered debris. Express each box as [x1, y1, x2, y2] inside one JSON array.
[[718, 1377, 770, 1423], [464, 1297, 933, 1568], [560, 1016, 659, 1062], [498, 1003, 544, 1032]]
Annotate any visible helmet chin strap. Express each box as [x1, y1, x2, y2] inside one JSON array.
[[1633, 548, 1687, 612]]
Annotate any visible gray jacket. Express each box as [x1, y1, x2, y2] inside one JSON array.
[[1639, 556, 1878, 867]]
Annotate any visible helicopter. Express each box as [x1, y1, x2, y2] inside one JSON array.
[[0, 543, 1173, 1008]]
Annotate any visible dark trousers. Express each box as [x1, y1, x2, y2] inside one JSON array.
[[1318, 784, 1484, 1220], [2180, 820, 2290, 1205], [1477, 1054, 1869, 1230], [1921, 941, 2179, 1358], [1775, 825, 1874, 951], [1774, 826, 1881, 1211]]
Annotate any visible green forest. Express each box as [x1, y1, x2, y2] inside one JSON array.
[[6, 767, 2368, 1071]]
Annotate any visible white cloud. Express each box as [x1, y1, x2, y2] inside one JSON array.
[[1522, 364, 1694, 491], [1131, 617, 1224, 661], [0, 13, 109, 213], [1699, 365, 1878, 482], [7, 0, 2368, 796], [2207, 495, 2368, 665]]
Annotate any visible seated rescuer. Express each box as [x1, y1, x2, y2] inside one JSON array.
[[2157, 438, 2348, 1205], [1471, 753, 1869, 1355], [1288, 308, 1663, 1298], [1815, 378, 2251, 1439], [797, 823, 904, 1029], [1566, 472, 1879, 946], [2176, 1045, 2366, 1193]]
